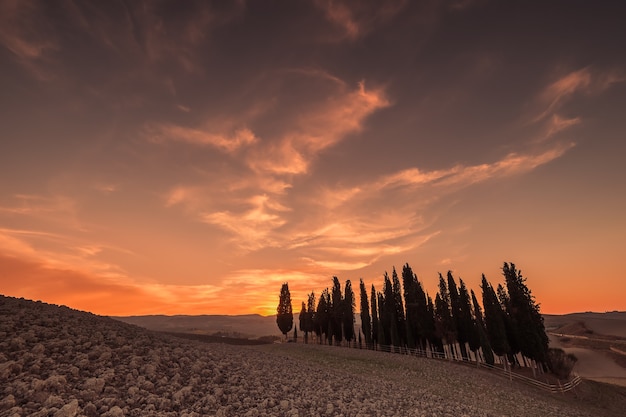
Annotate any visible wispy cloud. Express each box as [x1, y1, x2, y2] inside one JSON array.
[[247, 81, 389, 175], [201, 194, 290, 250], [314, 0, 408, 41], [148, 123, 258, 153], [0, 250, 327, 316], [0, 194, 86, 231], [534, 68, 592, 123], [161, 77, 390, 252], [282, 142, 574, 273], [538, 114, 581, 142], [533, 67, 626, 124]]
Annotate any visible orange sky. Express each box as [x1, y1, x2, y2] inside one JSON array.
[[1, 1, 625, 316]]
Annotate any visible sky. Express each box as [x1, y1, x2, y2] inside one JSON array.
[[1, 0, 625, 317]]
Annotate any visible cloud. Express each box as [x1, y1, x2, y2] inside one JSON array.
[[314, 0, 408, 41], [161, 77, 390, 253], [247, 81, 389, 175], [148, 123, 258, 153], [534, 68, 592, 122], [0, 0, 58, 79], [202, 194, 290, 250], [0, 249, 332, 316], [0, 194, 86, 231], [533, 67, 626, 124], [282, 142, 574, 273], [538, 114, 581, 142], [366, 142, 575, 195]]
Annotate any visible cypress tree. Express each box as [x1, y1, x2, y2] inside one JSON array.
[[382, 272, 399, 347], [316, 289, 330, 344], [427, 294, 443, 354], [277, 283, 293, 340], [459, 279, 479, 361], [447, 271, 467, 359], [360, 279, 372, 348], [497, 283, 520, 364], [331, 277, 343, 345], [402, 263, 418, 349], [370, 284, 379, 348], [413, 276, 430, 351], [391, 268, 406, 348], [471, 288, 494, 365], [343, 280, 356, 344], [378, 291, 389, 346], [481, 275, 509, 359], [306, 292, 316, 344], [503, 262, 549, 365], [435, 274, 456, 352], [299, 301, 307, 343]]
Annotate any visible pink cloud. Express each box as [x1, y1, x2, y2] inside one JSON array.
[[148, 124, 258, 153], [314, 0, 408, 41], [248, 81, 389, 175]]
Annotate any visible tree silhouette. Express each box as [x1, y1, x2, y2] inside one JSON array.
[[481, 275, 509, 361], [497, 283, 520, 366], [306, 292, 316, 344], [471, 288, 494, 365], [427, 294, 442, 354], [402, 263, 418, 349], [299, 301, 306, 342], [458, 279, 479, 361], [503, 262, 549, 366], [377, 291, 388, 346], [330, 277, 343, 345], [435, 274, 456, 354], [360, 279, 372, 348], [343, 280, 355, 344], [382, 273, 398, 347], [316, 289, 330, 344], [447, 271, 466, 359], [391, 268, 406, 348], [277, 283, 293, 339], [370, 284, 379, 348]]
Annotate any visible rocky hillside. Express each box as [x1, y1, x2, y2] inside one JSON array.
[[1, 295, 623, 416]]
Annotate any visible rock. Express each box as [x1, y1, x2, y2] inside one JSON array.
[[84, 377, 105, 394], [83, 402, 98, 417], [32, 343, 45, 354], [53, 399, 80, 417], [104, 405, 124, 417], [45, 375, 67, 392], [44, 395, 64, 408], [0, 394, 16, 410]]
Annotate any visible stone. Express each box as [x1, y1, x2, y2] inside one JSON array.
[[53, 399, 80, 417], [84, 377, 105, 394]]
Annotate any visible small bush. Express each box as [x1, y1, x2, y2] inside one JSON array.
[[547, 347, 578, 379]]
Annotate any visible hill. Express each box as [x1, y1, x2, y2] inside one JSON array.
[[544, 312, 626, 387], [2, 294, 626, 416], [113, 314, 280, 339]]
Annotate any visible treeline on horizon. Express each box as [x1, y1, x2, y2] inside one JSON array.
[[277, 262, 553, 371]]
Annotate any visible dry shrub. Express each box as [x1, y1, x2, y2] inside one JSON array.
[[547, 347, 578, 379]]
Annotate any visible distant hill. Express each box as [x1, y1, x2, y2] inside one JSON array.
[[544, 311, 626, 387], [113, 313, 365, 339], [112, 314, 281, 338], [544, 311, 626, 338], [114, 311, 626, 341]]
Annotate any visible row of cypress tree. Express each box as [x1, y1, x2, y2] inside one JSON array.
[[290, 262, 549, 369]]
